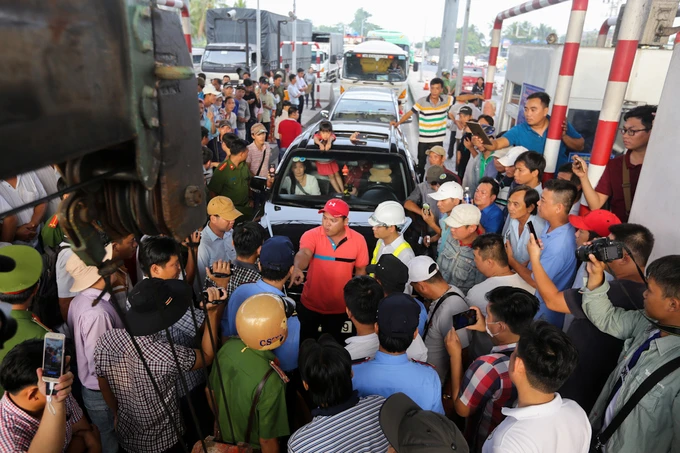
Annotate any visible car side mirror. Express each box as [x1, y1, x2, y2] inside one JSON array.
[[330, 55, 337, 64], [413, 62, 419, 72], [320, 110, 329, 118]]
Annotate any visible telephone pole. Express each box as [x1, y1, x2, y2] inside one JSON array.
[[437, 0, 460, 77]]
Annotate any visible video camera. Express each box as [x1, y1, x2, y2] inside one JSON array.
[[575, 237, 624, 263]]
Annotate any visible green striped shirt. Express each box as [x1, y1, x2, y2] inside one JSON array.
[[411, 95, 454, 143]]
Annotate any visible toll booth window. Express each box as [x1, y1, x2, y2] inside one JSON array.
[[510, 82, 522, 105], [567, 109, 601, 155]]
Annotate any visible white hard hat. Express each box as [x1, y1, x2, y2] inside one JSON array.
[[369, 201, 406, 227]]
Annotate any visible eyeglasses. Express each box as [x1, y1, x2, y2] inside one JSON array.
[[292, 157, 306, 162], [369, 215, 389, 228], [619, 127, 650, 136]]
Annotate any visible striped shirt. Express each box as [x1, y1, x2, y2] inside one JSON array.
[[411, 95, 454, 143], [287, 393, 388, 453]]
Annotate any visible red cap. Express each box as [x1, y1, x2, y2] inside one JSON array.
[[569, 210, 621, 238], [318, 199, 350, 217]]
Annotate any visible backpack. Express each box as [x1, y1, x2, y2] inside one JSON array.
[[33, 244, 69, 330]]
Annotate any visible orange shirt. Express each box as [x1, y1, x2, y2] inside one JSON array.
[[300, 226, 369, 314]]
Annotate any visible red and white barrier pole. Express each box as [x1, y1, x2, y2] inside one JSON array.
[[543, 0, 588, 177], [597, 17, 618, 47], [584, 0, 652, 209], [484, 0, 568, 100], [314, 43, 322, 109], [155, 0, 191, 52]]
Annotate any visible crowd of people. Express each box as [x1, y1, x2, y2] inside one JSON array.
[[0, 65, 678, 453]]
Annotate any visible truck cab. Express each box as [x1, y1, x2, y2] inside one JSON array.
[[200, 42, 255, 83]]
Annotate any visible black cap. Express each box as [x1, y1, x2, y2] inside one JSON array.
[[380, 393, 469, 453], [126, 278, 191, 337], [377, 293, 420, 339], [366, 254, 409, 293], [459, 106, 473, 116]]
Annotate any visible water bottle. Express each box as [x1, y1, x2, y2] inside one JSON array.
[[464, 187, 472, 204]]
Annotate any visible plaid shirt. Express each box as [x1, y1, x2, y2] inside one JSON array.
[[0, 393, 83, 452], [459, 344, 517, 452], [95, 329, 196, 453], [226, 261, 261, 300], [166, 308, 206, 397]]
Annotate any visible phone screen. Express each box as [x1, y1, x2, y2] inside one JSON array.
[[452, 309, 477, 330], [43, 336, 65, 380]]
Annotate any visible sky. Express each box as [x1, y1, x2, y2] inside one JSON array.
[[253, 0, 620, 43]]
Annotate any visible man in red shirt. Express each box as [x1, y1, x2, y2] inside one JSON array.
[[278, 105, 302, 154], [291, 199, 369, 343], [573, 105, 656, 222]]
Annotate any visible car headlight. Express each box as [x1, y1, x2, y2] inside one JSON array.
[[399, 89, 406, 99], [340, 86, 345, 94]]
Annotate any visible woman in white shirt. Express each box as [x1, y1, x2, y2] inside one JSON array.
[[281, 159, 321, 195]]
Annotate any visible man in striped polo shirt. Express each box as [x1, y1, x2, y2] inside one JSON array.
[[392, 77, 452, 180]]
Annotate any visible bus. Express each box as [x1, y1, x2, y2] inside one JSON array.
[[366, 29, 414, 63], [340, 40, 411, 106]]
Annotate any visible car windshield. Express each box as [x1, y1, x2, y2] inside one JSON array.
[[273, 150, 410, 211], [330, 99, 396, 123], [343, 54, 407, 82], [202, 50, 247, 69]]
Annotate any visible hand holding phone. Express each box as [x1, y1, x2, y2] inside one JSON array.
[[527, 221, 538, 242], [42, 333, 66, 385], [452, 309, 478, 330]]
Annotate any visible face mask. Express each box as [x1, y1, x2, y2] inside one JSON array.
[[486, 321, 502, 338]]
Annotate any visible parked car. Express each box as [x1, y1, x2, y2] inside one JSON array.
[[261, 122, 417, 253], [321, 87, 400, 124]]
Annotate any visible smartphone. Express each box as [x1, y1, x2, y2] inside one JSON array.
[[466, 121, 493, 146], [452, 309, 477, 330], [422, 203, 431, 216], [527, 220, 538, 241], [42, 333, 66, 384], [572, 155, 584, 171]]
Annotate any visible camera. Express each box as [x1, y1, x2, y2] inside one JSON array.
[[208, 264, 230, 279], [575, 237, 624, 262], [202, 277, 227, 303]]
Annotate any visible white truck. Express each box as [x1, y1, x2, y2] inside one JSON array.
[[311, 32, 344, 82]]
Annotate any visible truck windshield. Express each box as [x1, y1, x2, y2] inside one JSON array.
[[343, 54, 407, 82], [202, 50, 247, 69]]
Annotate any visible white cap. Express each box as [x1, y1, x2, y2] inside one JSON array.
[[428, 181, 464, 201], [369, 201, 406, 227], [203, 84, 221, 96], [497, 146, 528, 167], [444, 204, 482, 228], [408, 255, 439, 283]]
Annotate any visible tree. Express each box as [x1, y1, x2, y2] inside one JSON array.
[[349, 8, 379, 36], [314, 23, 345, 33], [189, 0, 214, 43], [233, 0, 246, 6], [456, 24, 487, 56], [501, 21, 557, 45]]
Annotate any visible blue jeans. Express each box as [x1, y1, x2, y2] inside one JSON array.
[[82, 386, 119, 453]]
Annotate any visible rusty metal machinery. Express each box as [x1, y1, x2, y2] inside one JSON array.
[[0, 1, 205, 265]]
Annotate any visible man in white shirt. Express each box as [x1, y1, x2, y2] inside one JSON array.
[[482, 320, 590, 453], [408, 256, 470, 384], [287, 74, 303, 124], [295, 68, 308, 121], [344, 275, 427, 362], [467, 233, 536, 358], [368, 201, 415, 267], [0, 172, 48, 248]]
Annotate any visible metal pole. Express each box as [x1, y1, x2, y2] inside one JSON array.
[[256, 0, 261, 78], [584, 0, 653, 203], [597, 17, 619, 47], [484, 0, 569, 100], [437, 0, 460, 77], [244, 22, 249, 77], [543, 0, 589, 178], [292, 0, 297, 73], [455, 0, 471, 97], [419, 22, 426, 83]]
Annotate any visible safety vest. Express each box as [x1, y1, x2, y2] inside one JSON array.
[[370, 239, 412, 267]]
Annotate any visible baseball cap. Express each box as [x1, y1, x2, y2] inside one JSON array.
[[217, 119, 233, 129], [497, 146, 528, 167], [207, 196, 242, 221], [369, 201, 405, 227], [408, 255, 439, 283], [425, 165, 447, 184], [366, 254, 409, 293], [202, 84, 220, 96], [0, 245, 43, 293], [425, 145, 446, 157], [444, 204, 481, 228], [569, 209, 621, 238], [428, 181, 464, 201], [126, 278, 191, 337], [380, 393, 469, 453], [441, 70, 450, 76], [459, 106, 473, 116], [318, 199, 349, 218], [65, 244, 114, 293], [251, 123, 267, 135], [377, 293, 420, 338], [259, 236, 295, 271]]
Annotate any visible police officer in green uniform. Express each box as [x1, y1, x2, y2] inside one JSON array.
[[208, 137, 253, 218], [41, 213, 65, 249], [0, 245, 50, 393], [208, 293, 290, 450]]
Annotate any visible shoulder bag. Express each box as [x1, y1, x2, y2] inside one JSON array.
[[422, 290, 465, 341], [249, 151, 268, 193]]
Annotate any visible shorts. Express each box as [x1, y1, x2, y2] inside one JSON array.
[[316, 160, 339, 176]]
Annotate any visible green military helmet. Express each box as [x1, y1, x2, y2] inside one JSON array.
[[0, 245, 43, 293]]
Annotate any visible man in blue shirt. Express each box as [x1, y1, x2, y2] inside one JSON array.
[[221, 236, 300, 372], [197, 197, 239, 287], [483, 92, 584, 170], [352, 293, 444, 414], [474, 176, 504, 234], [506, 179, 578, 328]]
